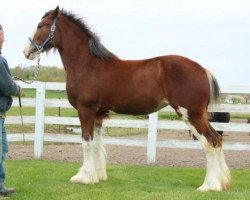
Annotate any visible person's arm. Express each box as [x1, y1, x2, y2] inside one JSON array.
[[0, 59, 21, 96]]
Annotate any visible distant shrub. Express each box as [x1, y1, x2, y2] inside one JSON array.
[[11, 65, 66, 82]]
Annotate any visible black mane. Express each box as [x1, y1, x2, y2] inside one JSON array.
[[43, 9, 118, 60]]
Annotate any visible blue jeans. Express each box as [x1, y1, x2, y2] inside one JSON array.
[[0, 118, 8, 189]]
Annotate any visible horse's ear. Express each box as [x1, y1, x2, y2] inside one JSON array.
[[54, 6, 60, 17]]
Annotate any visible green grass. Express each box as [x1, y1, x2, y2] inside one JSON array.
[[231, 113, 250, 120], [21, 89, 67, 99], [105, 127, 146, 136], [19, 89, 36, 98], [5, 160, 250, 200], [5, 124, 75, 135], [7, 107, 78, 117]]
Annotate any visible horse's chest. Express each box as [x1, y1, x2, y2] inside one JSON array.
[[66, 82, 97, 109], [65, 84, 79, 108]]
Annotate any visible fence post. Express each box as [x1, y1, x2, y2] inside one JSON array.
[[34, 82, 46, 158], [147, 112, 158, 164]]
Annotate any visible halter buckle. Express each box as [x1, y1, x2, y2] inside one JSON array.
[[51, 25, 56, 32]]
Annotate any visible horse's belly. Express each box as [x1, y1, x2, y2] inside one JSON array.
[[112, 99, 168, 115]]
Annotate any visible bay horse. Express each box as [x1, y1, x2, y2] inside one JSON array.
[[23, 7, 231, 191]]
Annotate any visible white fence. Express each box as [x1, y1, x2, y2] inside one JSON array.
[[6, 81, 250, 164]]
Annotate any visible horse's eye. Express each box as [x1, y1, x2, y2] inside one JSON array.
[[37, 24, 43, 29]]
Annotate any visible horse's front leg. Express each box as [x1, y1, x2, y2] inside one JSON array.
[[70, 106, 99, 184], [93, 122, 107, 181]]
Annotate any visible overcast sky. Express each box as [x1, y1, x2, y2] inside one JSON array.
[[1, 0, 250, 86]]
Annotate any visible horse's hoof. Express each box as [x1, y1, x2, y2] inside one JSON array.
[[70, 174, 82, 184], [70, 173, 99, 184], [197, 183, 222, 192], [98, 173, 107, 181], [197, 184, 209, 192]]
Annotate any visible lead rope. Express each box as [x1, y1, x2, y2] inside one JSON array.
[[12, 53, 41, 84], [13, 54, 41, 142], [18, 95, 25, 142]]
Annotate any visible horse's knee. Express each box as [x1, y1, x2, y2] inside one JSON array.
[[82, 132, 92, 141]]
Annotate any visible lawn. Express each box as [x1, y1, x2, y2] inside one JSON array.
[[5, 160, 250, 200], [21, 89, 67, 99]]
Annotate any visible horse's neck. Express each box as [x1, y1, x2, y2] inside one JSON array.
[[57, 21, 93, 75], [59, 47, 91, 71]]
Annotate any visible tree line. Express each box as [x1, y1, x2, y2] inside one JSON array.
[[11, 65, 66, 82]]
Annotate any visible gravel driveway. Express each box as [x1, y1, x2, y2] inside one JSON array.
[[8, 130, 250, 168]]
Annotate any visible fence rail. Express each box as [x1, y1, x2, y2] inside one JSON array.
[[6, 81, 250, 164]]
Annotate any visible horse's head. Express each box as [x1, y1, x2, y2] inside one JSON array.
[[23, 6, 60, 60]]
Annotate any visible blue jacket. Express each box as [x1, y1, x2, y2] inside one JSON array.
[[0, 50, 21, 115]]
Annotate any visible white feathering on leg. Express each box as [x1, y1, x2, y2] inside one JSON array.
[[197, 136, 231, 191], [185, 120, 231, 191], [70, 140, 99, 184], [93, 126, 107, 181]]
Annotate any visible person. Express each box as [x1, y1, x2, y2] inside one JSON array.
[[0, 24, 21, 196]]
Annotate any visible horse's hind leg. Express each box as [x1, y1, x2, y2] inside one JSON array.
[[176, 107, 231, 191]]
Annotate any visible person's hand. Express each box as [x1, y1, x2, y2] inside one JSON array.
[[16, 82, 22, 97], [18, 89, 22, 97]]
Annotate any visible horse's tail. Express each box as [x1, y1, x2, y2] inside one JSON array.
[[206, 70, 220, 104]]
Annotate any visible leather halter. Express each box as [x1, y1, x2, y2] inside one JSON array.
[[28, 18, 57, 53]]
